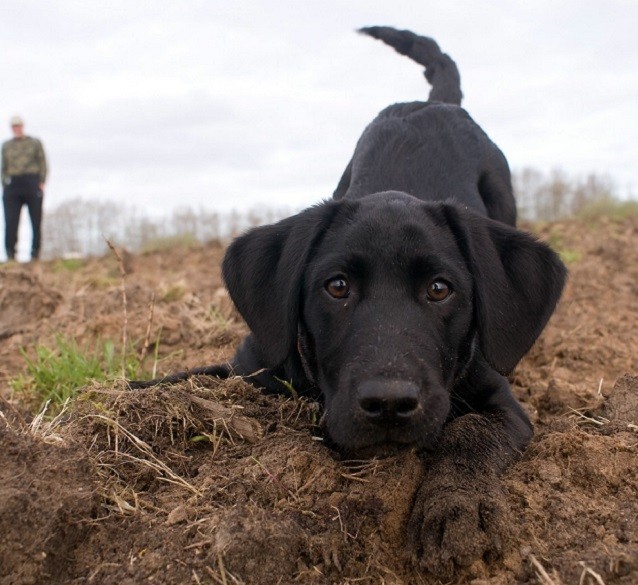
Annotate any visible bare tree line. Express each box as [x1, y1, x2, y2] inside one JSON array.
[[513, 167, 624, 221], [43, 202, 292, 260], [41, 168, 632, 259]]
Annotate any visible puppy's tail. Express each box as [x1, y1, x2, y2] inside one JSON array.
[[359, 26, 462, 105]]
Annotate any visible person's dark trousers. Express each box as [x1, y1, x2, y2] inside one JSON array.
[[3, 174, 43, 260]]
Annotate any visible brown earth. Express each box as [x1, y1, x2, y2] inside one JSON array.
[[0, 216, 637, 585]]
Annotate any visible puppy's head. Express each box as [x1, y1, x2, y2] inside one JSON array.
[[223, 192, 566, 455]]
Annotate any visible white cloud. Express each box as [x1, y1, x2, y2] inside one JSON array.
[[0, 0, 636, 232]]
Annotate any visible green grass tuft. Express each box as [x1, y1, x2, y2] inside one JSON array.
[[11, 335, 142, 415], [577, 197, 638, 222], [52, 258, 85, 272], [544, 228, 582, 265], [161, 284, 187, 302], [141, 233, 200, 254], [559, 248, 583, 265]]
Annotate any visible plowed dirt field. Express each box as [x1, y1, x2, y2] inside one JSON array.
[[1, 216, 637, 584]]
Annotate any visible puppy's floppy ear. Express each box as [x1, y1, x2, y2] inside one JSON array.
[[441, 205, 567, 375], [222, 200, 342, 368]]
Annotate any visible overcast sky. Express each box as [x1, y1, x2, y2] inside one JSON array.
[[1, 0, 637, 222]]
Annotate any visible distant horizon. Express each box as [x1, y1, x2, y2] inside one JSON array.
[[5, 164, 632, 263]]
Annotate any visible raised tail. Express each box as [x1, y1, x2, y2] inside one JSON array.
[[359, 26, 462, 105]]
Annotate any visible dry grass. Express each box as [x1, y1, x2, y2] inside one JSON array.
[[91, 412, 201, 495], [528, 552, 563, 585], [52, 379, 268, 519], [578, 562, 607, 585], [106, 240, 129, 378]]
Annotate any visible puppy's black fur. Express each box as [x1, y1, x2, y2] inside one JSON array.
[[131, 27, 566, 575]]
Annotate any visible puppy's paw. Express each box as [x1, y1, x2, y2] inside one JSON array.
[[406, 472, 509, 578]]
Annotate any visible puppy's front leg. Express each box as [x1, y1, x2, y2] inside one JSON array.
[[408, 366, 531, 577]]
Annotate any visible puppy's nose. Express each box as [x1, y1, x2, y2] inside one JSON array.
[[357, 379, 420, 423]]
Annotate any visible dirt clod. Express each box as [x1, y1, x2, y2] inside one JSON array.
[[604, 375, 638, 424]]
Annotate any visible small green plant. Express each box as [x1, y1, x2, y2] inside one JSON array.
[[161, 284, 187, 302], [207, 306, 231, 327], [559, 249, 583, 264], [52, 258, 85, 272], [545, 229, 582, 265], [11, 335, 142, 415], [141, 233, 199, 254], [275, 377, 299, 400]]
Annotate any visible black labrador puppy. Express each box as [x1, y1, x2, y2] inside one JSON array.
[[133, 27, 566, 576]]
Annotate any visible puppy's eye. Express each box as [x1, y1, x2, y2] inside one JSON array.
[[325, 277, 350, 299], [426, 280, 452, 302]]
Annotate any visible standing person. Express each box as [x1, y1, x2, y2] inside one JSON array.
[[2, 115, 47, 261]]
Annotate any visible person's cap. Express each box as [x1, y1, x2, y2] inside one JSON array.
[[10, 115, 24, 126]]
